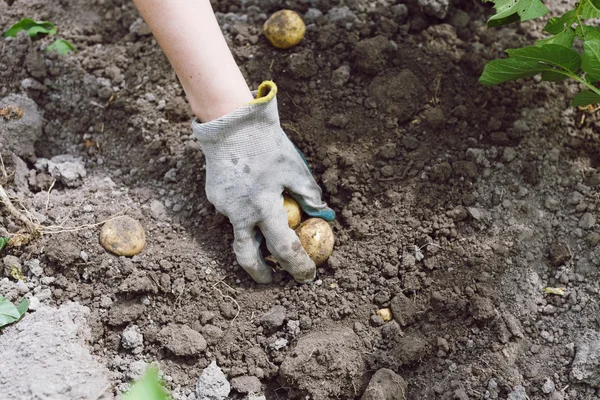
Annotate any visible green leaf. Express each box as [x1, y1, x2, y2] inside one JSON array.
[[0, 296, 21, 327], [576, 25, 600, 41], [582, 39, 600, 83], [541, 70, 569, 81], [479, 58, 547, 85], [122, 368, 170, 400], [537, 28, 576, 49], [487, 0, 549, 27], [572, 90, 600, 106], [45, 39, 76, 55], [15, 298, 29, 317], [0, 237, 8, 252], [543, 10, 577, 35], [581, 0, 600, 19], [4, 18, 57, 38], [506, 44, 581, 74]]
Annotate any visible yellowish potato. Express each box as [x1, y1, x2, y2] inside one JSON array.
[[263, 10, 306, 49], [376, 308, 393, 322], [295, 218, 334, 266], [99, 216, 145, 256], [283, 195, 301, 229]]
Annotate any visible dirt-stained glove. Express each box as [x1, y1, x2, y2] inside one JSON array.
[[192, 81, 335, 284]]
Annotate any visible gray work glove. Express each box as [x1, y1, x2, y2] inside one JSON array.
[[192, 81, 335, 284]]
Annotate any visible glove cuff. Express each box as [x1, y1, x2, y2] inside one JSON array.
[[191, 81, 285, 160]]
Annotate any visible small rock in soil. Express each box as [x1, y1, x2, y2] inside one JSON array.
[[220, 302, 238, 320], [99, 216, 146, 257], [121, 325, 144, 350], [571, 330, 600, 387], [422, 107, 445, 129], [579, 212, 596, 229], [288, 50, 318, 79], [201, 324, 224, 345], [446, 206, 468, 221], [507, 385, 527, 400], [389, 334, 429, 366], [470, 296, 496, 322], [542, 378, 555, 394], [118, 270, 158, 294], [418, 0, 449, 19], [361, 368, 407, 400], [354, 35, 392, 75], [230, 375, 261, 394], [159, 324, 207, 356], [430, 162, 452, 182], [548, 242, 571, 266], [503, 147, 517, 163], [331, 65, 351, 87], [44, 155, 87, 187], [390, 292, 417, 327], [260, 306, 285, 331], [108, 300, 145, 326], [196, 361, 230, 400]]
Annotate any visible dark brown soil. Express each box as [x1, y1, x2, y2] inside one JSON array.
[[2, 0, 600, 399]]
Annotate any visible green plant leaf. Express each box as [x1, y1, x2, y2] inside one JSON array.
[[572, 90, 600, 106], [486, 0, 549, 27], [581, 0, 600, 19], [122, 367, 170, 400], [45, 39, 76, 55], [541, 70, 569, 81], [506, 44, 581, 74], [537, 28, 576, 49], [543, 10, 577, 35], [479, 58, 548, 85], [4, 18, 57, 38], [582, 39, 600, 82], [0, 237, 9, 252], [16, 298, 29, 317], [0, 296, 21, 327], [576, 25, 600, 41]]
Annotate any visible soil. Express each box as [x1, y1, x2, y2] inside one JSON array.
[[2, 0, 600, 399]]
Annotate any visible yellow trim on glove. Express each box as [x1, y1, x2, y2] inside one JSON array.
[[248, 80, 277, 105]]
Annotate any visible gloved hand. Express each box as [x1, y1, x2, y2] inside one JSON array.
[[192, 81, 335, 284]]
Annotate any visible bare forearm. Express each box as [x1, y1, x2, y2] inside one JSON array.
[[132, 0, 253, 121]]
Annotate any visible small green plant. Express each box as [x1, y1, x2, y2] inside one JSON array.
[[122, 367, 171, 400], [480, 0, 600, 106], [3, 18, 76, 55], [0, 296, 29, 329], [0, 237, 9, 253]]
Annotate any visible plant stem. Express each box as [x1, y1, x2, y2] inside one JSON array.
[[572, 74, 600, 96]]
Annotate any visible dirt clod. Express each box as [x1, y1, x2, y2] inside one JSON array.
[[362, 368, 407, 400], [158, 324, 207, 356]]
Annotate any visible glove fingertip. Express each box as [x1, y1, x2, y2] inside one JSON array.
[[304, 207, 336, 222]]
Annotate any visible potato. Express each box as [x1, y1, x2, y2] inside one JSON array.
[[263, 10, 306, 49], [295, 218, 335, 266], [99, 216, 145, 256], [283, 195, 301, 229], [376, 308, 393, 322]]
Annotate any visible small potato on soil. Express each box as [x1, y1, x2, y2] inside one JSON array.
[[376, 308, 393, 322], [99, 216, 145, 256], [295, 218, 335, 266], [283, 195, 301, 229], [263, 10, 306, 49]]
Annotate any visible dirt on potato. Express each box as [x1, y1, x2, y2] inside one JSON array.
[[2, 0, 600, 399]]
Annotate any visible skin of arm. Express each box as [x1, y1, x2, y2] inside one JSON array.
[[132, 0, 254, 122]]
